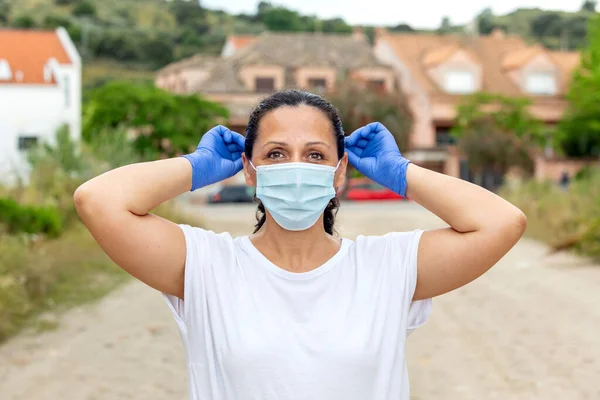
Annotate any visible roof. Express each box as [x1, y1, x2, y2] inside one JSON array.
[[0, 29, 72, 85], [378, 31, 579, 98], [156, 54, 220, 76], [199, 32, 386, 93], [229, 35, 258, 50], [549, 50, 581, 93], [502, 45, 544, 70]]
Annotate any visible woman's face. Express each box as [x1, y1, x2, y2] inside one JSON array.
[[243, 105, 348, 189]]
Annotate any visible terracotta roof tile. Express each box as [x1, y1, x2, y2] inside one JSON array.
[[422, 44, 460, 68], [199, 32, 387, 93], [549, 50, 581, 92], [0, 29, 72, 85], [379, 32, 578, 98], [502, 45, 544, 70], [230, 35, 258, 50]]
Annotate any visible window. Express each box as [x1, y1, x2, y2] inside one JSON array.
[[18, 136, 38, 151], [367, 79, 386, 92], [255, 77, 275, 93], [63, 75, 71, 108], [444, 71, 476, 94], [435, 126, 456, 146], [525, 72, 557, 96], [307, 78, 327, 91]]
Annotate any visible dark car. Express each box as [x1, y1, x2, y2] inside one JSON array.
[[208, 185, 255, 204]]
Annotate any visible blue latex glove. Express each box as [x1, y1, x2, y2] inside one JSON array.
[[344, 122, 411, 197], [182, 125, 245, 191]]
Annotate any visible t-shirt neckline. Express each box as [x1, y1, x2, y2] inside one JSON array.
[[242, 235, 351, 280]]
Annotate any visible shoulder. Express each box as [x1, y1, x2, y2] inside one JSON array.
[[353, 230, 424, 259], [178, 224, 237, 261]]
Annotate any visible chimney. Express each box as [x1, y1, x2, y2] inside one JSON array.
[[352, 26, 366, 41], [491, 28, 505, 39]]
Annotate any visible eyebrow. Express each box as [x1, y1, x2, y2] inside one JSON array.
[[262, 141, 330, 148]]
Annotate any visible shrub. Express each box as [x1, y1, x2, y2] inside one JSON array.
[[72, 0, 96, 18], [501, 168, 600, 260], [0, 198, 63, 237]]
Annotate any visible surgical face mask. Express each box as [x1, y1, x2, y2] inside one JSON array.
[[249, 160, 341, 231]]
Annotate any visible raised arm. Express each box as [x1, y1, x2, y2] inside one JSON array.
[[345, 122, 526, 301], [406, 164, 526, 300], [73, 126, 245, 299]]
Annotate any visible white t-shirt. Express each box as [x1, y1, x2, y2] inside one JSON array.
[[163, 224, 432, 400]]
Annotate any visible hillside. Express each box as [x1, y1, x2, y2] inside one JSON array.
[[0, 0, 594, 87]]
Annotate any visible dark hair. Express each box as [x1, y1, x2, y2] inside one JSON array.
[[245, 89, 345, 235]]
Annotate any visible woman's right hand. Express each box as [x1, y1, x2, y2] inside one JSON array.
[[183, 125, 246, 191]]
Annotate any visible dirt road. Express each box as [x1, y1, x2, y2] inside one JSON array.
[[1, 202, 599, 399]]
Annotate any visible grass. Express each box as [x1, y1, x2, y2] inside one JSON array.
[[501, 170, 600, 260], [0, 200, 201, 343], [0, 223, 127, 342]]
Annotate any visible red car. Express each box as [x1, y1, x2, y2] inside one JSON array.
[[344, 178, 405, 201]]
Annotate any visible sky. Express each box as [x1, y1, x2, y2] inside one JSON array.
[[200, 0, 583, 29]]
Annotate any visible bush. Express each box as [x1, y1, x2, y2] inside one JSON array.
[[72, 0, 96, 17], [43, 14, 72, 29], [0, 198, 63, 237], [12, 15, 36, 28], [0, 123, 203, 342], [501, 169, 600, 260]]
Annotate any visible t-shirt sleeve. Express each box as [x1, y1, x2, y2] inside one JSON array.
[[391, 229, 433, 336], [162, 224, 211, 330]]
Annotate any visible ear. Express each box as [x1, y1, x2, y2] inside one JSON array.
[[334, 153, 348, 192], [242, 153, 256, 186]]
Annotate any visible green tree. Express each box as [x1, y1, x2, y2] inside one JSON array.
[[170, 0, 209, 35], [82, 81, 229, 157], [452, 93, 543, 187], [321, 18, 352, 33], [558, 15, 600, 157], [0, 0, 10, 25], [12, 15, 36, 28], [328, 80, 413, 188], [42, 14, 72, 29], [438, 16, 452, 34], [72, 0, 96, 18], [262, 7, 304, 31], [582, 0, 597, 12], [477, 8, 495, 35]]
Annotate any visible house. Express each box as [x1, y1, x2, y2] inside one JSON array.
[[373, 28, 581, 180], [156, 29, 395, 134], [0, 28, 81, 183]]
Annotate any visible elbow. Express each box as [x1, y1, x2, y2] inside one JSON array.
[[73, 183, 91, 216], [509, 208, 528, 241], [73, 182, 102, 219]]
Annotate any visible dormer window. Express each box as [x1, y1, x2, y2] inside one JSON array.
[[444, 71, 476, 94], [0, 59, 12, 80], [255, 77, 275, 93], [525, 72, 557, 96]]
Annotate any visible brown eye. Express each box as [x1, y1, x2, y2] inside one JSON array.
[[309, 152, 324, 161], [268, 151, 284, 159]]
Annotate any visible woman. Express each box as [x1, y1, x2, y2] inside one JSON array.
[[74, 89, 526, 399]]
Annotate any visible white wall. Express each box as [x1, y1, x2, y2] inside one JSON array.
[[0, 85, 70, 182], [0, 27, 81, 184]]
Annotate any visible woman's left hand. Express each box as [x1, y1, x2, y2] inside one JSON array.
[[344, 122, 411, 196]]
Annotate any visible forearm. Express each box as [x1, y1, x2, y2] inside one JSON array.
[[405, 163, 524, 233], [75, 157, 192, 216]]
